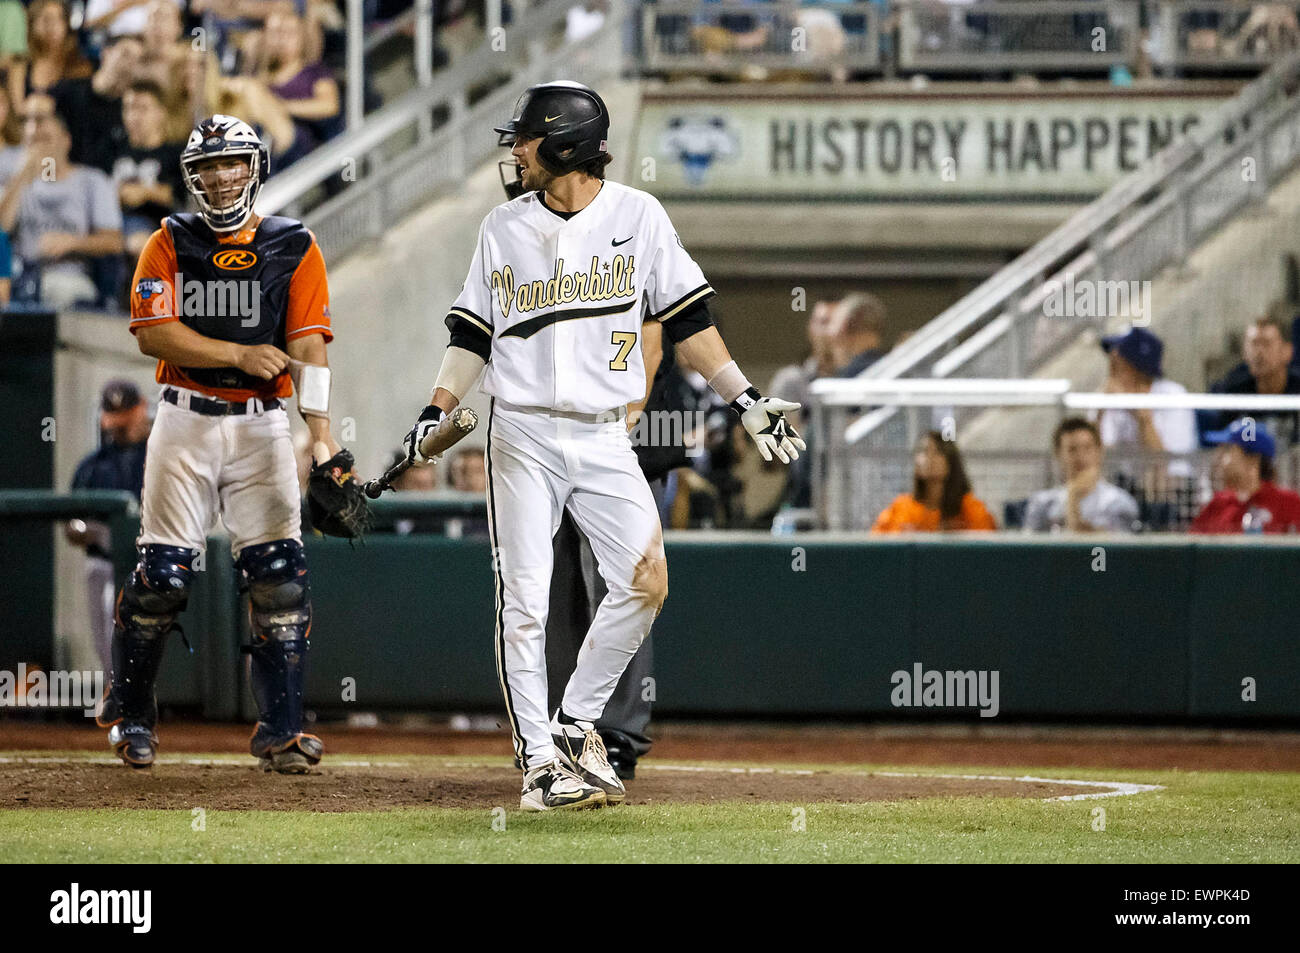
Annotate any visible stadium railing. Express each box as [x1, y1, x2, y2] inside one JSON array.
[[841, 49, 1300, 448], [1152, 0, 1300, 73], [636, 1, 1300, 77], [639, 1, 882, 77], [257, 0, 625, 264], [808, 377, 1300, 530], [896, 0, 1141, 74]]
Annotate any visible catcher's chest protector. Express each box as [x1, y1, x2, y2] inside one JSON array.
[[167, 213, 312, 392]]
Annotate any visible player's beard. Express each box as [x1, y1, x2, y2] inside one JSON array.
[[522, 163, 555, 193]]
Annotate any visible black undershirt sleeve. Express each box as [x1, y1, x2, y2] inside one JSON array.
[[445, 313, 492, 361], [660, 298, 715, 345]]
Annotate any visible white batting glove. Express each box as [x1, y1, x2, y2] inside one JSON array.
[[731, 389, 806, 465], [403, 404, 445, 466]]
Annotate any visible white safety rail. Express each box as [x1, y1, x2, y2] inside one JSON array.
[[849, 50, 1300, 449], [257, 0, 624, 265], [810, 378, 1300, 531]]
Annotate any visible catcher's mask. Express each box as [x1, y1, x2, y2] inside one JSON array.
[[493, 80, 609, 180], [499, 158, 525, 200], [181, 115, 270, 233]]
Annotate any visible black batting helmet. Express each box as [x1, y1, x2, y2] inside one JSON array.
[[494, 81, 610, 176]]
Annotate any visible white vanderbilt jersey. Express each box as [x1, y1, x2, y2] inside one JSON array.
[[448, 180, 713, 414]]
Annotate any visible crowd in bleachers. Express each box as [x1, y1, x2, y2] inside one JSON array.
[[0, 0, 527, 311], [745, 292, 1300, 535], [0, 0, 359, 309], [640, 0, 1300, 82]]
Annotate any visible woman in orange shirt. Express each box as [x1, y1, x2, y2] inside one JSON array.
[[872, 431, 997, 533]]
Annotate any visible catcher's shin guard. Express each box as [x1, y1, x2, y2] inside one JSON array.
[[97, 545, 197, 745], [237, 540, 321, 770]]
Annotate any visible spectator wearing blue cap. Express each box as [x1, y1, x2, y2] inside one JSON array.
[[1191, 417, 1300, 534], [1096, 325, 1198, 461]]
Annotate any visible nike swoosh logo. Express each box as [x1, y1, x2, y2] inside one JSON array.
[[545, 114, 563, 122], [612, 236, 633, 246]]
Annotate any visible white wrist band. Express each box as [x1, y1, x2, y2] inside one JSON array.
[[706, 360, 751, 404], [295, 363, 331, 417]]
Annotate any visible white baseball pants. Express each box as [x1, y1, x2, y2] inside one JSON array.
[[486, 399, 667, 770], [138, 390, 302, 558]]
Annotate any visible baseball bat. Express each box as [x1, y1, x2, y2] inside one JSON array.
[[363, 406, 479, 499]]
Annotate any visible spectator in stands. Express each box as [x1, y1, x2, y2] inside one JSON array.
[[108, 80, 183, 257], [1192, 417, 1300, 533], [226, 2, 338, 80], [7, 0, 93, 107], [769, 298, 839, 510], [81, 35, 145, 172], [391, 449, 437, 493], [1024, 417, 1138, 533], [448, 446, 487, 493], [256, 6, 342, 159], [66, 379, 151, 672], [0, 0, 26, 76], [781, 3, 850, 83], [1095, 325, 1198, 459], [192, 49, 298, 161], [85, 0, 183, 41], [692, 0, 772, 57], [382, 448, 477, 537], [829, 291, 888, 377], [0, 94, 124, 308], [770, 298, 838, 412], [871, 431, 997, 532], [138, 0, 195, 142], [1203, 315, 1300, 446]]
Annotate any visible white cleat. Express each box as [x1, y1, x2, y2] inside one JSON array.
[[520, 759, 607, 812], [551, 711, 626, 806]]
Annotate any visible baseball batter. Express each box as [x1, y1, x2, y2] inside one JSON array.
[[97, 115, 362, 772], [402, 82, 805, 810]]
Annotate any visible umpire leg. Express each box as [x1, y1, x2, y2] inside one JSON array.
[[545, 513, 655, 780]]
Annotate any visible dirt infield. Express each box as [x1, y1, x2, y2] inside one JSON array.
[[4, 717, 1288, 810], [2, 719, 1299, 771], [0, 758, 1096, 812]]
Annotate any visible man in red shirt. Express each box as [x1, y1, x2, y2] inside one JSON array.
[[1191, 417, 1300, 533]]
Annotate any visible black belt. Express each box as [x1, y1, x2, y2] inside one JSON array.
[[162, 387, 281, 416]]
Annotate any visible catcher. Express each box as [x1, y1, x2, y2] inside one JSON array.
[[97, 115, 369, 772]]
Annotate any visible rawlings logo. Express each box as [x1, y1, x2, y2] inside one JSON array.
[[212, 249, 258, 271]]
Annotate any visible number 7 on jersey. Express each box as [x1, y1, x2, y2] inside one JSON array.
[[609, 330, 637, 371]]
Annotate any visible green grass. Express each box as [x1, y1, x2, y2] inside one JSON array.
[[1, 757, 1297, 863]]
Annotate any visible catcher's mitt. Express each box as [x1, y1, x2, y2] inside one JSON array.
[[307, 449, 372, 540]]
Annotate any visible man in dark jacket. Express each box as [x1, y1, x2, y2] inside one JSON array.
[[67, 380, 150, 672], [1202, 315, 1300, 446]]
